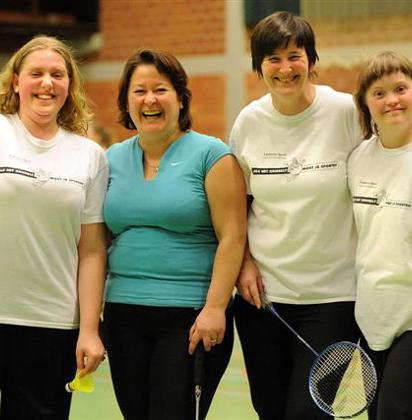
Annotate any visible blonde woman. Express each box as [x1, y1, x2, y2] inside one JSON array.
[[0, 36, 108, 419]]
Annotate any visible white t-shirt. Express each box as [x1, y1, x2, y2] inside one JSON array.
[[348, 137, 412, 350], [0, 113, 108, 329], [230, 85, 360, 304]]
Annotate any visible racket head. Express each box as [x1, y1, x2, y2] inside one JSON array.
[[308, 341, 377, 418]]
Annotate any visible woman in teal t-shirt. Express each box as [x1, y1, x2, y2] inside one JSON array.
[[103, 48, 246, 420]]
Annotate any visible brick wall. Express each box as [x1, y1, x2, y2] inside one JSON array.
[[84, 2, 412, 143], [312, 14, 412, 49], [98, 0, 225, 60], [85, 0, 226, 141]]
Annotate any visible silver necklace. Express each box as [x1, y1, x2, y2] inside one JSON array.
[[144, 159, 160, 173]]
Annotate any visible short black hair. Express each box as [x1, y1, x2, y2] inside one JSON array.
[[251, 11, 319, 76]]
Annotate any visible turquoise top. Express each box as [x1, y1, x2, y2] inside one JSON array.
[[104, 130, 231, 307]]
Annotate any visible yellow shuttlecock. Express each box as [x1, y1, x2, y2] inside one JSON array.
[[65, 371, 95, 393]]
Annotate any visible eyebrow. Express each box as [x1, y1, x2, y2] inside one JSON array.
[[267, 49, 303, 56], [26, 65, 67, 72]]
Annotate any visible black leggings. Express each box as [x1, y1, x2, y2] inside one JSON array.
[[363, 331, 412, 420], [0, 324, 77, 420], [103, 302, 233, 420], [234, 295, 360, 420]]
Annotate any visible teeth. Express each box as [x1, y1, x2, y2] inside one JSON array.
[[37, 94, 53, 99], [142, 111, 161, 117]]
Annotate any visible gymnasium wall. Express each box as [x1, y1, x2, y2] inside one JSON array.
[[82, 0, 412, 142]]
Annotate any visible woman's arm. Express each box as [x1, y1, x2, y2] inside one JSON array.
[[236, 242, 264, 309], [235, 193, 264, 308], [188, 155, 247, 354], [76, 222, 107, 375]]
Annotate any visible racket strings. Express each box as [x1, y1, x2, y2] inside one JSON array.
[[309, 342, 377, 418]]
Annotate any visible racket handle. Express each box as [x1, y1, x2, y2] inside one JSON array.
[[194, 344, 205, 389]]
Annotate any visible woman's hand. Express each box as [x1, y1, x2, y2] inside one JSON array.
[[77, 222, 106, 377], [236, 257, 264, 308], [76, 332, 105, 377], [188, 306, 226, 354]]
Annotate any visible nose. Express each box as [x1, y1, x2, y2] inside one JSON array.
[[278, 59, 292, 73], [385, 93, 400, 109], [388, 92, 399, 102], [143, 91, 157, 105], [41, 74, 52, 89]]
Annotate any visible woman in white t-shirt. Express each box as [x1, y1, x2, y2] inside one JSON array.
[[0, 36, 108, 419], [349, 51, 412, 420], [230, 11, 361, 419]]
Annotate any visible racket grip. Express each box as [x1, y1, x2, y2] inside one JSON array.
[[193, 344, 205, 388], [260, 292, 271, 309]]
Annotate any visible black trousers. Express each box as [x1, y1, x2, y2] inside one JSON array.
[[103, 302, 234, 420], [0, 324, 77, 420], [363, 331, 412, 420], [234, 295, 360, 420]]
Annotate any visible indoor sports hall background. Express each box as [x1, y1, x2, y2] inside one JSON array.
[[1, 1, 411, 418]]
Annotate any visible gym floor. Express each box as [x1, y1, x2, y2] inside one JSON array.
[[70, 334, 256, 419], [70, 333, 369, 420]]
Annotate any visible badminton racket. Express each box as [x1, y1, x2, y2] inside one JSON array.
[[260, 294, 377, 418]]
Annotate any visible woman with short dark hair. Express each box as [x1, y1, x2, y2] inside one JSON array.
[[231, 12, 361, 419]]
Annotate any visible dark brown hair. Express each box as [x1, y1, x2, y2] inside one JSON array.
[[251, 11, 319, 77], [118, 48, 192, 131]]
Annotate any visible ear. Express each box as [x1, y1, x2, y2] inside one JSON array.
[[308, 63, 315, 76], [12, 73, 19, 94]]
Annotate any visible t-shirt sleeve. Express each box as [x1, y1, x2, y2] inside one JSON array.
[[229, 117, 252, 194], [346, 95, 363, 149], [82, 146, 109, 224], [203, 137, 232, 174]]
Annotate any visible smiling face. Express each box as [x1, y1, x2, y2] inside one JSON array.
[[13, 48, 69, 135], [366, 72, 412, 134], [261, 40, 313, 102], [127, 64, 182, 144]]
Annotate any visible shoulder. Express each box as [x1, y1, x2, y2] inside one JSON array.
[[106, 136, 137, 161], [316, 85, 355, 110], [349, 137, 376, 164], [235, 93, 272, 124], [0, 113, 17, 133], [61, 130, 108, 169], [183, 130, 230, 153], [64, 130, 106, 155], [0, 113, 10, 126]]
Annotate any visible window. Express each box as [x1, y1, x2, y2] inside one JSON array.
[[0, 0, 99, 55], [244, 0, 300, 28]]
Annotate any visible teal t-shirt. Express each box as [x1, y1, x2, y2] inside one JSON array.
[[104, 130, 231, 307]]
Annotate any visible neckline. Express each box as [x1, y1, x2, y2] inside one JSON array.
[[265, 85, 320, 124], [135, 130, 189, 181], [271, 83, 316, 116], [13, 113, 61, 149], [376, 136, 412, 155]]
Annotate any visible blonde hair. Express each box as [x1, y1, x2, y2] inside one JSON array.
[[355, 51, 412, 139], [0, 35, 92, 135]]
